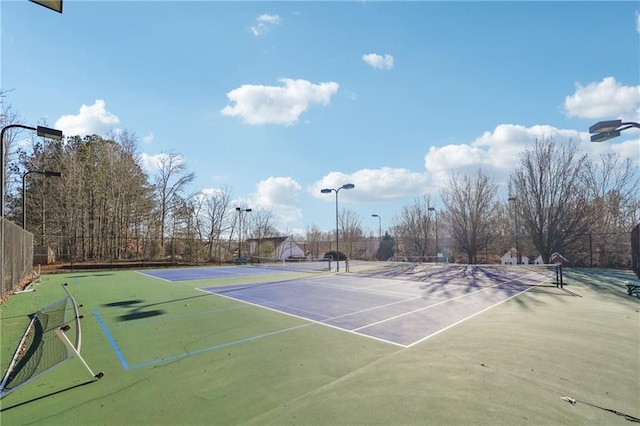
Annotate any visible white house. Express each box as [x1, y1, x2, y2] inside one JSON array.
[[500, 248, 530, 265]]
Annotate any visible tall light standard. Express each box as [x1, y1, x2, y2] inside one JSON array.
[[22, 170, 62, 229], [235, 207, 251, 261], [371, 214, 381, 260], [428, 207, 438, 263], [589, 119, 639, 142], [321, 183, 354, 272], [508, 197, 519, 264], [1, 125, 63, 218]]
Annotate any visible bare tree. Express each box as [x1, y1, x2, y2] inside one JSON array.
[[248, 207, 280, 257], [442, 169, 499, 264], [510, 137, 590, 264], [0, 95, 23, 213], [584, 152, 640, 266], [199, 187, 232, 263], [304, 224, 323, 258], [155, 152, 195, 256], [339, 209, 362, 259], [392, 195, 433, 260]]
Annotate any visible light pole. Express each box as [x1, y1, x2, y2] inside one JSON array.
[[589, 119, 639, 142], [428, 207, 438, 263], [22, 170, 62, 229], [321, 183, 354, 272], [1, 125, 63, 218], [508, 197, 519, 265], [235, 207, 251, 261], [371, 214, 381, 260]]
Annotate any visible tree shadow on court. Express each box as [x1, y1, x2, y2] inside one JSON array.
[[102, 294, 213, 323], [413, 264, 580, 309], [564, 268, 640, 303]]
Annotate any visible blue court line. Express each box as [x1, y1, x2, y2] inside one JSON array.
[[92, 308, 130, 370], [92, 307, 311, 370], [127, 323, 311, 370]]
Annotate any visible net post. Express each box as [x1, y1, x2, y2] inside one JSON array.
[[554, 264, 563, 288], [54, 327, 103, 380], [559, 264, 563, 288]]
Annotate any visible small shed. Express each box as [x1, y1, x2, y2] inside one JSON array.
[[248, 236, 305, 260], [533, 252, 569, 266]]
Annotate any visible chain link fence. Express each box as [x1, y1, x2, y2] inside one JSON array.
[[11, 229, 634, 278], [1, 218, 34, 299]]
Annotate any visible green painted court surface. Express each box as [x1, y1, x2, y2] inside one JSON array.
[[0, 266, 638, 425]]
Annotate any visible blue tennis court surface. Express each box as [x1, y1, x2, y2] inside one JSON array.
[[200, 264, 556, 347], [139, 265, 290, 281]]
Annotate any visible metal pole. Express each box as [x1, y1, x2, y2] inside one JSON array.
[[321, 184, 353, 272], [514, 208, 519, 264], [434, 210, 438, 263], [377, 217, 381, 259], [335, 190, 339, 272], [238, 208, 242, 259], [508, 197, 519, 264]]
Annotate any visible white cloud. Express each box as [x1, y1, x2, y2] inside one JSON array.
[[257, 14, 281, 24], [54, 99, 120, 137], [139, 152, 185, 174], [221, 78, 339, 126], [251, 14, 281, 36], [636, 11, 640, 34], [311, 168, 429, 202], [425, 124, 588, 189], [142, 132, 154, 144], [609, 137, 640, 168], [253, 176, 303, 223], [564, 77, 640, 121], [362, 53, 394, 70]]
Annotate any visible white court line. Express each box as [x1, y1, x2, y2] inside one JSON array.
[[321, 295, 425, 323], [202, 286, 407, 348], [136, 270, 173, 283], [352, 273, 551, 332], [313, 279, 422, 298], [406, 279, 553, 347], [199, 270, 555, 349]]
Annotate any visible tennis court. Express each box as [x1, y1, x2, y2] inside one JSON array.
[[200, 262, 562, 347], [1, 265, 638, 425]]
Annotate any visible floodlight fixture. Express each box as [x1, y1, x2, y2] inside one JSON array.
[[589, 120, 639, 143], [2, 124, 63, 218]]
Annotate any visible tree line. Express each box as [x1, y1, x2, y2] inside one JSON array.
[[2, 108, 638, 267]]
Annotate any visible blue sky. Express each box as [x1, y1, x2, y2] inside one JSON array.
[[2, 1, 639, 236]]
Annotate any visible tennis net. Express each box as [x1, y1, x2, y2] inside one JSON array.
[[249, 256, 332, 273], [350, 262, 564, 287]]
